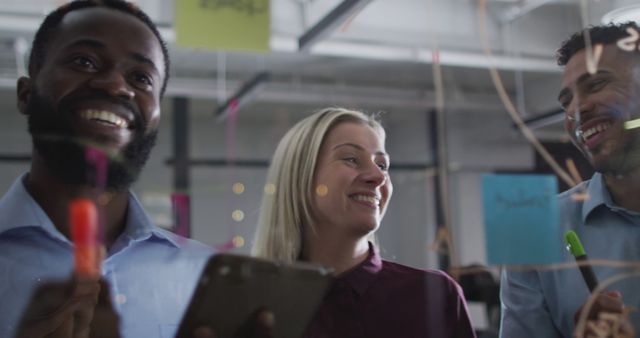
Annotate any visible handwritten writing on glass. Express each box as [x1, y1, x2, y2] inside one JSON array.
[[617, 27, 640, 52], [495, 189, 551, 210], [586, 43, 603, 75], [200, 0, 268, 16]]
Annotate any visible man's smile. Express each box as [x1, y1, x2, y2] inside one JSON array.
[[79, 109, 130, 129]]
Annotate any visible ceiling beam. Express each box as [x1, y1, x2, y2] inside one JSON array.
[[214, 72, 271, 121], [298, 0, 373, 52], [166, 77, 506, 112]]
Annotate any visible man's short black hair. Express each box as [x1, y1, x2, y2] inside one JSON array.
[[556, 21, 640, 66], [29, 0, 170, 96]]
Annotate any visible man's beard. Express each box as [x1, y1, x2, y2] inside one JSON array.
[[26, 88, 157, 191], [586, 130, 640, 177]]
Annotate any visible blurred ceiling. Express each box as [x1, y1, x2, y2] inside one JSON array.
[[0, 0, 634, 132]]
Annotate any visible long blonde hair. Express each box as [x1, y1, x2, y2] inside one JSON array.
[[252, 107, 385, 263]]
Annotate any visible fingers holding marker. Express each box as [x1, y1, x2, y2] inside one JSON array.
[[584, 291, 625, 320], [15, 277, 101, 338]]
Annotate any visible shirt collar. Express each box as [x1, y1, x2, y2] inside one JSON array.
[[122, 191, 180, 248], [0, 174, 69, 243], [581, 172, 606, 222], [581, 172, 640, 221], [337, 242, 383, 297], [0, 174, 179, 249]]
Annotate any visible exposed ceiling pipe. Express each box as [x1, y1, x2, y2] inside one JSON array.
[[165, 77, 506, 112], [214, 72, 271, 122], [0, 12, 559, 72], [498, 0, 558, 23], [274, 36, 560, 72], [298, 0, 373, 52], [513, 108, 564, 130]]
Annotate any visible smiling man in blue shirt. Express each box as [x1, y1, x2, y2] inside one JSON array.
[[0, 2, 213, 338], [500, 22, 640, 338]]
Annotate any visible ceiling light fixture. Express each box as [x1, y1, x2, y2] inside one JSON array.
[[602, 5, 640, 24]]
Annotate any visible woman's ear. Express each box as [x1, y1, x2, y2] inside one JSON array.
[[17, 76, 32, 115]]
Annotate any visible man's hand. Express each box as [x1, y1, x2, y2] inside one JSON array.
[[15, 277, 121, 338], [192, 309, 275, 338], [573, 290, 635, 338], [88, 279, 121, 338]]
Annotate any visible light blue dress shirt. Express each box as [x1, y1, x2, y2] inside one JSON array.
[[0, 175, 214, 338], [500, 172, 640, 338]]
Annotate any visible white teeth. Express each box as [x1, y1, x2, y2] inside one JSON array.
[[80, 110, 129, 129], [581, 122, 611, 141], [352, 194, 379, 205]]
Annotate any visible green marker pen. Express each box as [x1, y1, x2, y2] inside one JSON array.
[[565, 230, 598, 293]]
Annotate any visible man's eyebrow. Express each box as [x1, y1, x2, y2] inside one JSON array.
[[64, 38, 105, 51], [63, 38, 160, 74], [332, 143, 389, 158], [130, 52, 160, 74], [557, 70, 612, 102]]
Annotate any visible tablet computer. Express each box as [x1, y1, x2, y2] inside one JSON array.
[[175, 253, 333, 338]]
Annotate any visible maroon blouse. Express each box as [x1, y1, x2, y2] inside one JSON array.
[[303, 245, 476, 338]]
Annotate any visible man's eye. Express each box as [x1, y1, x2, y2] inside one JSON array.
[[132, 72, 153, 87], [587, 79, 607, 92], [558, 95, 572, 111], [343, 157, 357, 164], [71, 56, 97, 70]]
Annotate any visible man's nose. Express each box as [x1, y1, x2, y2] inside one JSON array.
[[567, 95, 596, 122], [88, 70, 135, 100]]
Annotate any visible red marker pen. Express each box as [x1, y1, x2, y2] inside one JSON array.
[[70, 199, 99, 277]]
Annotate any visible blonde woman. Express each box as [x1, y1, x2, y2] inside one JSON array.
[[253, 108, 475, 338]]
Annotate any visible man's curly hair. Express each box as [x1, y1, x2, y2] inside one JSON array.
[[29, 0, 170, 96], [556, 22, 640, 66]]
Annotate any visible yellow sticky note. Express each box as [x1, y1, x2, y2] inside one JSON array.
[[175, 0, 270, 52]]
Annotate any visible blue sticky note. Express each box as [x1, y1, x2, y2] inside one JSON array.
[[482, 174, 562, 265]]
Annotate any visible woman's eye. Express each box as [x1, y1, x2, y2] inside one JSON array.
[[377, 162, 389, 171], [343, 157, 358, 164]]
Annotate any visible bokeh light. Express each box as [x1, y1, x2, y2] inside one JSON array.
[[315, 184, 328, 197], [264, 183, 276, 195], [232, 182, 245, 194], [116, 294, 127, 305], [232, 236, 245, 248], [232, 209, 245, 222]]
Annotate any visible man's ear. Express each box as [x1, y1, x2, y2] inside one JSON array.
[[17, 76, 31, 115]]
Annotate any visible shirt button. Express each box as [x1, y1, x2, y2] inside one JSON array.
[[115, 293, 127, 305]]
